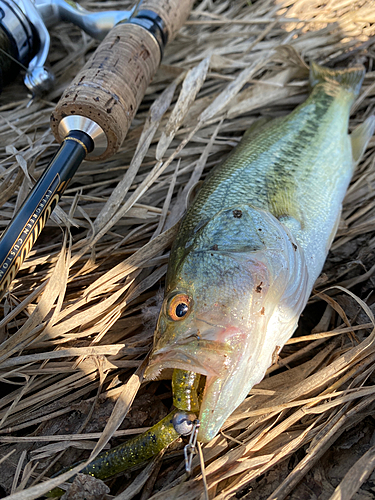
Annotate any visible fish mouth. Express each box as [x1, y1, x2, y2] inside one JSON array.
[[145, 347, 224, 442], [144, 336, 232, 380], [145, 350, 217, 378], [144, 327, 250, 443]]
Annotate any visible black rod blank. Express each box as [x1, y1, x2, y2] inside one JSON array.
[[0, 130, 93, 299]]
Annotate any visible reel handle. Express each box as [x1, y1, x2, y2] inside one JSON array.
[[50, 0, 194, 161]]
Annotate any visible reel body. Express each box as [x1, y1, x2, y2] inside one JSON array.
[[0, 0, 134, 95]]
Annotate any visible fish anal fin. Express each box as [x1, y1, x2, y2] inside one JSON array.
[[351, 116, 375, 165], [326, 206, 342, 253]]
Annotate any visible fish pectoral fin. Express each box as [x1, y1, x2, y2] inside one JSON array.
[[268, 189, 304, 231], [351, 116, 375, 165]]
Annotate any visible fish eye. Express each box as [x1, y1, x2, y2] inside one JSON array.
[[167, 293, 191, 321]]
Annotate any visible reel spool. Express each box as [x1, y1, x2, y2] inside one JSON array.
[[0, 1, 36, 89]]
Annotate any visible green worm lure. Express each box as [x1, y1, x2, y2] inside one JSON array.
[[48, 369, 199, 496]]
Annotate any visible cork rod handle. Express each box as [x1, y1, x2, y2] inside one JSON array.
[[140, 0, 193, 41], [50, 0, 194, 161]]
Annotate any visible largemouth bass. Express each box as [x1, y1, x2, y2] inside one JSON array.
[[145, 63, 375, 443]]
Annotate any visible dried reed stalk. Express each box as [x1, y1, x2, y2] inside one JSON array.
[[1, 0, 375, 499]]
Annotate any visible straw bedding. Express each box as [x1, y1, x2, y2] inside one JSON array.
[[1, 0, 375, 498]]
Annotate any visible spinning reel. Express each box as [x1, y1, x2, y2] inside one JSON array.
[[0, 0, 136, 94]]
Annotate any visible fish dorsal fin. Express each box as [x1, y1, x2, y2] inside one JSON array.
[[351, 116, 375, 165], [242, 116, 273, 141], [186, 181, 203, 208]]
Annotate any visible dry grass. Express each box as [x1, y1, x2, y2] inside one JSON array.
[[1, 0, 375, 498]]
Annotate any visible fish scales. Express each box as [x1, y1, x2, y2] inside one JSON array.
[[175, 86, 351, 284], [145, 63, 375, 443]]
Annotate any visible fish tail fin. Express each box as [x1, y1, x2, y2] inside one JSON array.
[[310, 62, 365, 97]]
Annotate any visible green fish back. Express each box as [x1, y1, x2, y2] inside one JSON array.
[[170, 62, 366, 285]]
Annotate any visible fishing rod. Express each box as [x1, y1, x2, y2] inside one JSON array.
[[0, 0, 194, 299]]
